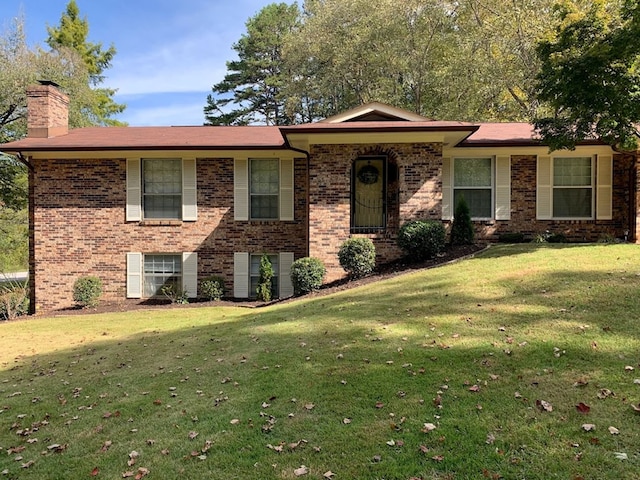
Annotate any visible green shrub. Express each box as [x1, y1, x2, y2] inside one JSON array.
[[0, 281, 29, 320], [200, 275, 225, 301], [160, 283, 189, 304], [72, 276, 102, 308], [450, 196, 475, 245], [290, 257, 326, 295], [256, 254, 274, 301], [397, 220, 446, 262], [338, 237, 376, 278]]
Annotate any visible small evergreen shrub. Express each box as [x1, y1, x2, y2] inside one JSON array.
[[290, 257, 325, 295], [200, 275, 225, 301], [397, 220, 446, 262], [256, 254, 274, 301], [450, 196, 475, 245], [338, 237, 376, 278], [160, 283, 189, 304], [547, 232, 567, 243], [72, 276, 102, 308]]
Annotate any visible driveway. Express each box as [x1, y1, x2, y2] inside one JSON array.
[[0, 271, 28, 284]]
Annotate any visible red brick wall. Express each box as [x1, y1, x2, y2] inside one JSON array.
[[456, 154, 634, 242], [307, 143, 443, 282], [31, 157, 308, 312]]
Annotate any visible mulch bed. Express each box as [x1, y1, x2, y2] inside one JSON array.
[[49, 244, 486, 316]]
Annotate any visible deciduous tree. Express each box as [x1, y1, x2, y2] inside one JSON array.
[[534, 0, 639, 151]]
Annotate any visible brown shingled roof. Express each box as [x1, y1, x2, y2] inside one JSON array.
[[1, 125, 286, 152]]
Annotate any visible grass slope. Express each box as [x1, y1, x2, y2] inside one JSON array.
[[1, 244, 640, 479]]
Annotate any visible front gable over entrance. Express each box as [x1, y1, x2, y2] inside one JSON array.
[[321, 102, 430, 123]]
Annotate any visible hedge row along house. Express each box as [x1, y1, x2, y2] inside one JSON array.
[[1, 82, 636, 313]]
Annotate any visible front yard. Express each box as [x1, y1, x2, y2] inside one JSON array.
[[1, 244, 639, 479]]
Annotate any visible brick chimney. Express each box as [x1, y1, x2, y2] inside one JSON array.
[[26, 81, 69, 138]]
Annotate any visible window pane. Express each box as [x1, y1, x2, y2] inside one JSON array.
[[143, 254, 181, 297], [250, 159, 279, 219], [144, 195, 181, 219], [454, 158, 492, 187], [251, 195, 278, 219], [553, 157, 591, 186], [454, 189, 492, 218], [553, 188, 592, 217], [143, 159, 182, 219]]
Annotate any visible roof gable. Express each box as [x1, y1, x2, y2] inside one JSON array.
[[320, 102, 429, 123]]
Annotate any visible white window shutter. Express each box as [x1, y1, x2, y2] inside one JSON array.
[[182, 158, 197, 221], [182, 252, 198, 298], [536, 156, 552, 219], [279, 159, 294, 221], [495, 155, 511, 220], [126, 252, 142, 298], [441, 157, 452, 220], [596, 155, 613, 220], [234, 159, 249, 221], [279, 252, 294, 298], [126, 158, 141, 221], [233, 252, 249, 298]]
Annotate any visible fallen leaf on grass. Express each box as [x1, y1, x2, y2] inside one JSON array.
[[323, 471, 335, 479], [21, 460, 35, 469], [597, 389, 614, 399], [614, 452, 628, 460], [100, 440, 112, 452], [536, 400, 553, 412], [294, 465, 308, 476], [90, 467, 99, 476], [432, 455, 444, 462], [422, 423, 437, 433], [575, 402, 590, 414], [608, 426, 620, 435], [304, 403, 315, 410], [632, 403, 640, 413], [188, 431, 198, 440], [581, 424, 596, 432]]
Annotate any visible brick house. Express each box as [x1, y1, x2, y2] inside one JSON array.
[[1, 82, 637, 313]]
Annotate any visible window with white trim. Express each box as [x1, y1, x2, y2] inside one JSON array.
[[453, 157, 493, 219], [250, 159, 279, 219], [143, 159, 182, 219], [143, 254, 181, 297], [126, 252, 197, 299], [552, 157, 593, 218], [233, 158, 294, 221], [126, 158, 197, 222], [233, 252, 294, 299]]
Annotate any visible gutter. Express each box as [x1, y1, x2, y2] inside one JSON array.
[[283, 139, 311, 259]]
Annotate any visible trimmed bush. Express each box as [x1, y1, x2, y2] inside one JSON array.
[[290, 257, 325, 295], [450, 196, 475, 245], [200, 275, 225, 301], [338, 237, 376, 278], [72, 276, 102, 308], [397, 220, 446, 262]]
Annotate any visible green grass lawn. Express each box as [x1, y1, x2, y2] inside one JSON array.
[[1, 244, 640, 479]]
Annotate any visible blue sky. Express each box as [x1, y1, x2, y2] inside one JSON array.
[[0, 0, 294, 126]]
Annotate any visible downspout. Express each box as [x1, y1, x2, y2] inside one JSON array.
[[284, 142, 311, 259]]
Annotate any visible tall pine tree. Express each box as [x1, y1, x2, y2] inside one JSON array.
[[204, 3, 301, 125], [46, 0, 125, 126]]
